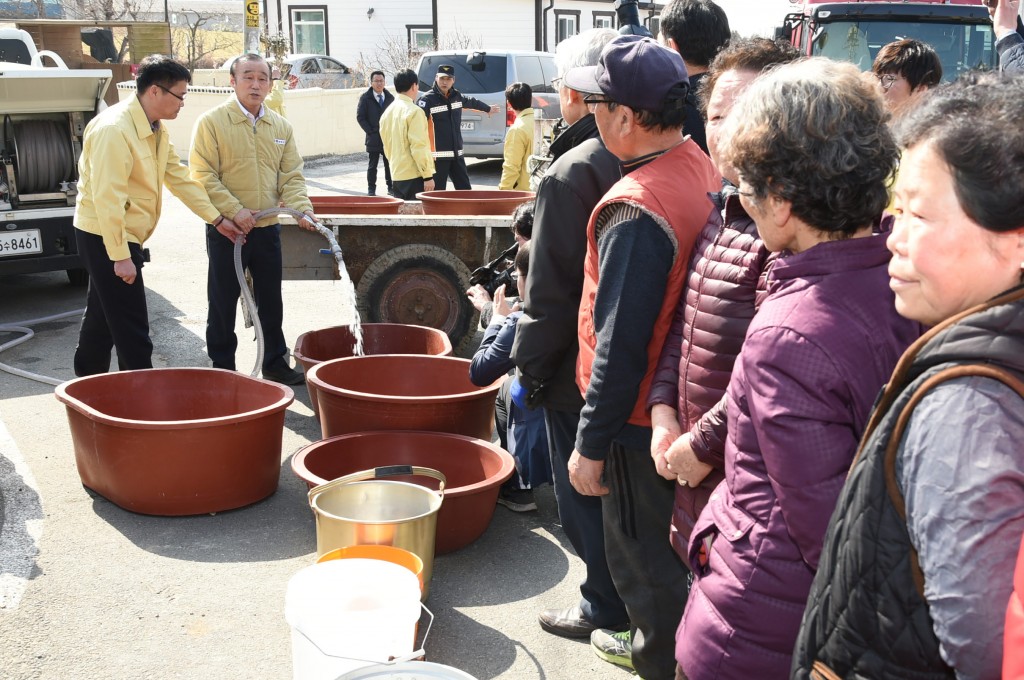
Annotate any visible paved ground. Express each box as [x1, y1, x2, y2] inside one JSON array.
[[0, 157, 636, 679]]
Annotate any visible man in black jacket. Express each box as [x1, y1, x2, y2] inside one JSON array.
[[356, 70, 394, 196], [417, 64, 499, 190], [658, 0, 731, 155], [510, 27, 628, 644]]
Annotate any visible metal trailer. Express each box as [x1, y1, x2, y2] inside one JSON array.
[[278, 209, 516, 353]]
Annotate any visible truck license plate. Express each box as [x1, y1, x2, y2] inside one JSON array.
[[0, 229, 42, 257], [460, 122, 474, 130]]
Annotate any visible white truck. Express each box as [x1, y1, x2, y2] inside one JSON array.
[[0, 27, 111, 285]]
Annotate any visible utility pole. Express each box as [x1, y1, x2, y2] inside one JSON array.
[[243, 0, 260, 53]]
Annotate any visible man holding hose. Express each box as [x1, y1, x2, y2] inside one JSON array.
[[73, 55, 243, 377], [190, 53, 317, 385]]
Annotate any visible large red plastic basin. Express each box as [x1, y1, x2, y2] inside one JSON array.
[[55, 368, 294, 516], [310, 195, 404, 215], [292, 431, 514, 553], [416, 190, 534, 215], [307, 355, 503, 440], [293, 323, 453, 417]]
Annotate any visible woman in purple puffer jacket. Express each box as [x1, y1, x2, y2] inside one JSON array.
[[674, 58, 921, 679], [647, 37, 800, 565]]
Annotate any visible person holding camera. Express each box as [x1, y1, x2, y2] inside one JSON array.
[[466, 201, 533, 327], [469, 241, 552, 512]]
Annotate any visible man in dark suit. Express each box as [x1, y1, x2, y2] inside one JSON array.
[[356, 70, 395, 196]]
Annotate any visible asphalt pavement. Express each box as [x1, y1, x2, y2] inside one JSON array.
[[0, 157, 636, 679]]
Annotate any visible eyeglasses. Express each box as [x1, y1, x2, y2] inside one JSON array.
[[157, 84, 186, 101], [550, 76, 563, 89], [583, 93, 616, 109], [875, 73, 900, 92]]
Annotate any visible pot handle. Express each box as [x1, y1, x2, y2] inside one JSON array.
[[308, 465, 447, 507]]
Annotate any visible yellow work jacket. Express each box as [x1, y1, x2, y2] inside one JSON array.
[[499, 107, 534, 191], [379, 93, 435, 182], [189, 96, 311, 228], [264, 79, 287, 118], [74, 95, 220, 261]]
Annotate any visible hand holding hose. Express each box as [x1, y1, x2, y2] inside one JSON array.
[[299, 209, 319, 232], [233, 208, 256, 231], [216, 216, 245, 243]]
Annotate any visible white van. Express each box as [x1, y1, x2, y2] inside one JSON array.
[[415, 49, 559, 159]]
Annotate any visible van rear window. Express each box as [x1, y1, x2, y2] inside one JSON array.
[[418, 54, 509, 94]]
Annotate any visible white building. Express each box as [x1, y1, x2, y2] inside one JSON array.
[[258, 0, 668, 69]]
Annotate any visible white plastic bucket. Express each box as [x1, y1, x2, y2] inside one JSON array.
[[337, 661, 479, 679], [285, 558, 422, 680]]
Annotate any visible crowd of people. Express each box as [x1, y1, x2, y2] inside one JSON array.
[[70, 0, 1024, 675], [503, 1, 1022, 678]]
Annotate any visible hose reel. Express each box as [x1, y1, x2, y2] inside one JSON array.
[[2, 115, 77, 200]]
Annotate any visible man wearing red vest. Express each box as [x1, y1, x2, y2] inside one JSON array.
[[562, 35, 720, 680]]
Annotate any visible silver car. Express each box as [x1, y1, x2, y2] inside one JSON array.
[[415, 49, 559, 159], [222, 53, 359, 89]]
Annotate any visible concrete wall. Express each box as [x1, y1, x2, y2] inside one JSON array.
[[116, 81, 368, 158]]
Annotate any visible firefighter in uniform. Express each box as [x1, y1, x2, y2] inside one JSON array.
[[417, 64, 500, 190]]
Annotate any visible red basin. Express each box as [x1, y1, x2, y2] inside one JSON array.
[[415, 190, 534, 215], [293, 323, 453, 417], [292, 431, 515, 553], [310, 195, 404, 215], [307, 355, 503, 440], [55, 368, 294, 516]]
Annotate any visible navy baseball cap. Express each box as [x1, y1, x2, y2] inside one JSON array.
[[563, 35, 689, 112], [436, 65, 455, 77]]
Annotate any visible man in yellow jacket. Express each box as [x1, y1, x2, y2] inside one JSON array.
[[190, 53, 316, 385], [379, 68, 435, 200], [498, 82, 535, 191], [73, 55, 243, 377]]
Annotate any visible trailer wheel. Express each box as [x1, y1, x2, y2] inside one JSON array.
[[66, 268, 89, 287], [357, 244, 477, 353]]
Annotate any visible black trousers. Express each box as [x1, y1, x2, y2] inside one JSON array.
[[603, 442, 691, 680], [73, 230, 153, 376], [392, 178, 425, 201], [366, 151, 392, 193], [205, 224, 287, 371], [546, 408, 628, 628], [432, 155, 471, 190]]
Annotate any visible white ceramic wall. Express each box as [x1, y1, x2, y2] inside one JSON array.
[[117, 82, 367, 158], [269, 0, 432, 73], [435, 0, 535, 50]]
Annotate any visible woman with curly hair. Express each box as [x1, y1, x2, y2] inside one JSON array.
[[674, 58, 921, 678]]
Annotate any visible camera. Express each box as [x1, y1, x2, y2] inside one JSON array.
[[469, 242, 519, 297]]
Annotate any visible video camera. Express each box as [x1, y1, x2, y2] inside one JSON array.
[[469, 243, 519, 298]]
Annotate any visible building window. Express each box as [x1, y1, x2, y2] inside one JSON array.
[[408, 25, 434, 52], [555, 10, 580, 44], [593, 12, 615, 30], [290, 6, 328, 55]]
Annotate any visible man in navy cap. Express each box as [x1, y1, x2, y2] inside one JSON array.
[[418, 64, 500, 190], [563, 34, 720, 680]]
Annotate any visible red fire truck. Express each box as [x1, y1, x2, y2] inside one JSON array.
[[776, 0, 997, 78]]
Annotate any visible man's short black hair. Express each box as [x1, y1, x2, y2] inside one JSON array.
[[230, 53, 270, 78], [510, 200, 535, 239], [136, 54, 191, 92], [505, 82, 532, 111], [394, 69, 418, 93], [659, 0, 731, 68], [370, 70, 385, 81]]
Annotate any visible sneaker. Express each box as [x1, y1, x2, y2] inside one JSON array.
[[496, 487, 537, 512], [262, 362, 305, 385], [367, 188, 376, 196], [591, 628, 633, 671]]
